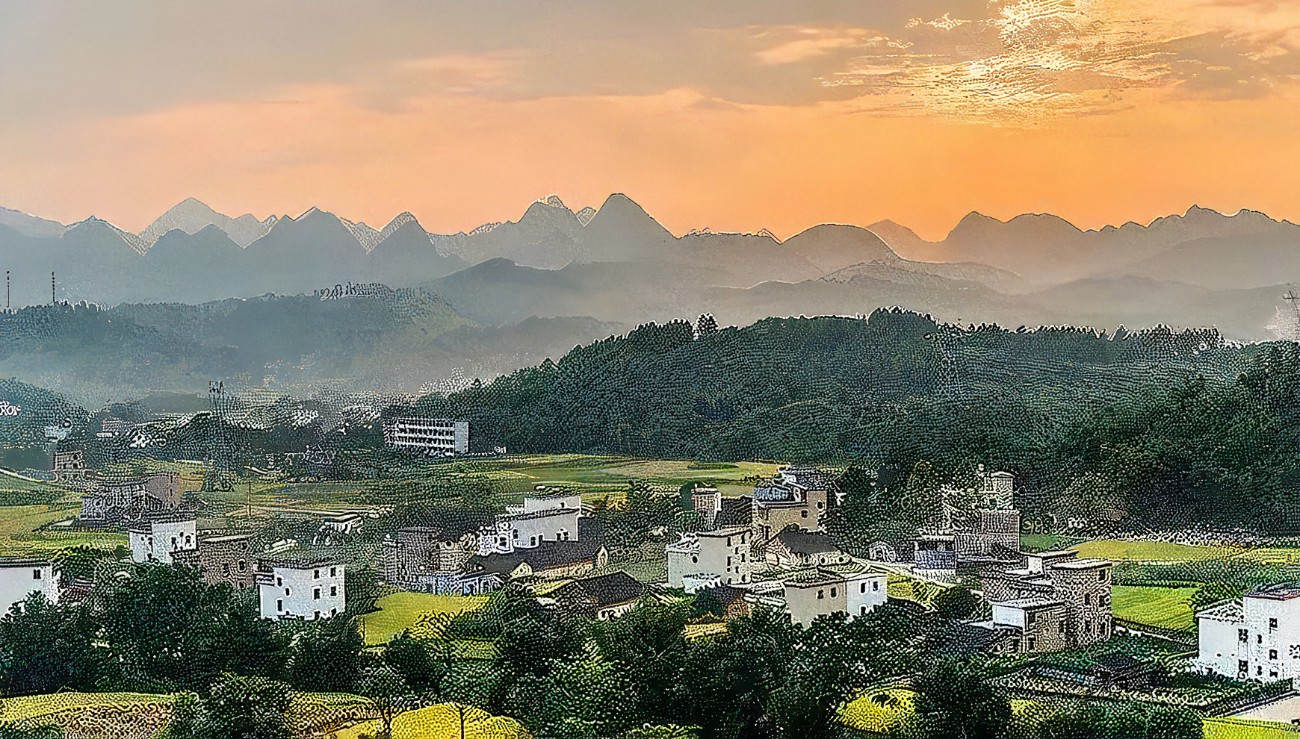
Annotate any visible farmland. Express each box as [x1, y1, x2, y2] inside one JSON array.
[[359, 591, 487, 645], [1112, 585, 1198, 632]]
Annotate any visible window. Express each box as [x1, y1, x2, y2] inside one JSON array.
[[330, 608, 337, 617], [1240, 629, 1250, 643], [1027, 637, 1036, 651], [284, 587, 290, 596], [1271, 618, 1279, 631], [1270, 649, 1278, 660], [1026, 612, 1037, 627], [314, 588, 321, 600], [330, 567, 337, 577], [314, 569, 320, 579], [224, 563, 231, 575], [1098, 570, 1107, 582], [276, 576, 283, 587], [276, 599, 283, 611], [817, 589, 825, 600], [238, 560, 247, 572], [860, 605, 868, 616], [1272, 671, 1279, 679], [727, 556, 732, 566], [1259, 635, 1264, 644], [314, 611, 321, 620], [872, 581, 880, 592], [860, 583, 867, 593], [830, 587, 838, 598], [31, 569, 41, 580], [330, 586, 337, 597], [801, 511, 809, 518], [691, 555, 698, 564], [1084, 593, 1092, 605]]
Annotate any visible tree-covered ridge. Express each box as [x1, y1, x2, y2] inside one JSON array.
[[412, 310, 1300, 530]]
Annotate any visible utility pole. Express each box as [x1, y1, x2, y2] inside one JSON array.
[[51, 271, 55, 304]]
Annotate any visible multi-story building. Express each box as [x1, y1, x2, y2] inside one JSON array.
[[974, 549, 1114, 654], [51, 449, 88, 481], [128, 517, 197, 564], [1197, 584, 1300, 682], [172, 532, 258, 589], [257, 559, 346, 621], [783, 569, 888, 626], [689, 487, 722, 526], [553, 572, 646, 621], [382, 515, 489, 593], [666, 526, 753, 588], [382, 417, 469, 456], [0, 558, 58, 615], [752, 478, 834, 543], [80, 471, 182, 524]]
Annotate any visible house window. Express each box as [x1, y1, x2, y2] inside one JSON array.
[[314, 611, 321, 620], [224, 563, 231, 575], [331, 608, 337, 617], [1271, 671, 1279, 679], [1240, 629, 1250, 643], [801, 511, 809, 518], [727, 556, 732, 566], [330, 567, 337, 577], [830, 587, 838, 598], [1098, 570, 1107, 582], [1027, 637, 1036, 651], [872, 581, 880, 592], [284, 587, 290, 596], [861, 583, 867, 593], [238, 560, 247, 572], [1084, 593, 1092, 605], [1271, 649, 1279, 660], [1271, 618, 1279, 631], [31, 569, 41, 580], [817, 589, 825, 600], [330, 586, 337, 596], [276, 599, 283, 611], [314, 569, 320, 579], [860, 605, 868, 616], [277, 576, 283, 587], [314, 588, 321, 600], [1027, 612, 1037, 627]]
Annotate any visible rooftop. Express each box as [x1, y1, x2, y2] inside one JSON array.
[[1197, 600, 1244, 621], [501, 507, 580, 522], [1050, 558, 1111, 570], [555, 571, 645, 608], [773, 527, 840, 556], [1248, 583, 1300, 601]]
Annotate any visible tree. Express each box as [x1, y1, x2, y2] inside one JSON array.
[[695, 314, 719, 339], [285, 616, 364, 692], [909, 659, 1011, 739], [932, 586, 979, 621], [619, 726, 700, 739], [0, 593, 103, 696], [166, 673, 294, 739], [358, 665, 412, 739], [384, 629, 447, 695]]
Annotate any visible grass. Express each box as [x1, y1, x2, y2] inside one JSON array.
[[1204, 718, 1300, 739], [1111, 585, 1198, 632], [329, 703, 528, 739], [428, 454, 780, 498], [359, 591, 488, 645]]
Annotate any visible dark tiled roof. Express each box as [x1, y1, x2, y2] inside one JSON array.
[[555, 571, 645, 609], [401, 509, 495, 538], [774, 527, 839, 556], [697, 584, 747, 607], [467, 540, 603, 577]]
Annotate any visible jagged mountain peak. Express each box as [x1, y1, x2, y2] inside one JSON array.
[[575, 206, 597, 226], [380, 212, 422, 239]]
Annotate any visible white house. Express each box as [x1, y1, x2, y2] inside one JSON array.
[[480, 505, 581, 554], [1197, 584, 1300, 682], [666, 526, 752, 588], [0, 559, 58, 615], [257, 560, 346, 621], [783, 568, 888, 627], [128, 518, 198, 564]]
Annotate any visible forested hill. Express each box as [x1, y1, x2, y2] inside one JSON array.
[[413, 310, 1300, 529]]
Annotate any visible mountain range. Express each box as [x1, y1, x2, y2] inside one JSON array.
[[3, 193, 1300, 400]]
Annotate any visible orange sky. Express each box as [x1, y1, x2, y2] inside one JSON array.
[[1, 1, 1298, 241]]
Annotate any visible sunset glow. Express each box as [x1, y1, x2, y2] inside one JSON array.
[[2, 1, 1298, 240]]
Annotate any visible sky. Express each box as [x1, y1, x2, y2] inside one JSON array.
[[1, 0, 1299, 240]]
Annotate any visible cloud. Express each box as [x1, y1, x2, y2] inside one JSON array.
[[822, 0, 1300, 125]]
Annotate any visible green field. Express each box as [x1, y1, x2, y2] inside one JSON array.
[[841, 688, 915, 734], [1112, 585, 1198, 632], [440, 454, 781, 498], [0, 504, 127, 556], [359, 591, 488, 645], [1071, 539, 1237, 563]]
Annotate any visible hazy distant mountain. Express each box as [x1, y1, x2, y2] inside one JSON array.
[[437, 197, 587, 268], [139, 198, 275, 247], [0, 206, 64, 239], [368, 214, 466, 283]]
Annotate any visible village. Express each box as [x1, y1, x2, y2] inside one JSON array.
[[3, 415, 1300, 737]]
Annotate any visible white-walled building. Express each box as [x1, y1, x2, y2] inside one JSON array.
[[128, 518, 198, 564], [257, 560, 346, 621], [382, 417, 469, 456], [783, 568, 888, 627], [666, 526, 753, 588], [0, 559, 58, 615], [479, 505, 581, 555], [1197, 584, 1300, 682]]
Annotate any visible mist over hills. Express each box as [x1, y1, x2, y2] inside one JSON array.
[[3, 192, 1300, 399]]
